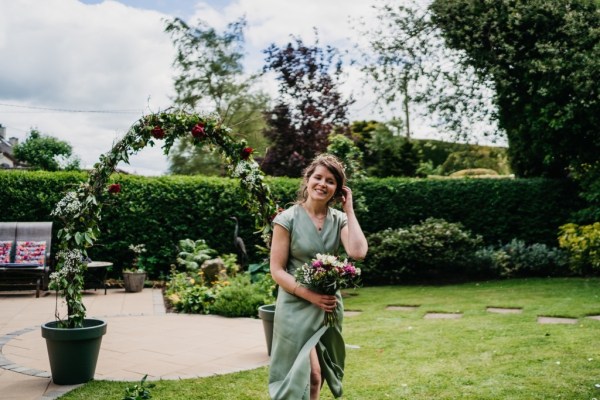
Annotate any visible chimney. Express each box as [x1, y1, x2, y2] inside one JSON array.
[[0, 124, 5, 140], [9, 137, 18, 147]]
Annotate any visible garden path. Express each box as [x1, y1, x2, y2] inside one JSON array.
[[0, 288, 269, 400]]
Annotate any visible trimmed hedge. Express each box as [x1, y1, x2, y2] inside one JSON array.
[[357, 177, 581, 245], [0, 170, 581, 278]]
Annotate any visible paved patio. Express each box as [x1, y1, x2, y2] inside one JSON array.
[[0, 288, 270, 400]]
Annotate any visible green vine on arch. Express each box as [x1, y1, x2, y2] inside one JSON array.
[[51, 109, 277, 328]]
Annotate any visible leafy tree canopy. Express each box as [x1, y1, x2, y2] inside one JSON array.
[[358, 122, 421, 177], [165, 17, 269, 175], [260, 33, 354, 177], [13, 129, 80, 171], [430, 0, 600, 178], [357, 0, 498, 142]]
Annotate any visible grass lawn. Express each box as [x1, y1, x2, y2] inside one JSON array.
[[59, 278, 600, 399]]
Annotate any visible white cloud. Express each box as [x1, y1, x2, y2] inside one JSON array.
[[0, 0, 175, 175], [0, 0, 502, 177]]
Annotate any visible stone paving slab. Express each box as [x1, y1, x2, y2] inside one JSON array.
[[486, 307, 523, 314], [386, 305, 420, 311], [424, 312, 463, 319], [537, 316, 578, 324], [344, 310, 362, 317]]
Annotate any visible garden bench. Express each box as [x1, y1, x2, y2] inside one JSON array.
[[0, 222, 53, 297]]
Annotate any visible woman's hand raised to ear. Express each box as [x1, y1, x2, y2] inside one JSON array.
[[340, 186, 354, 214]]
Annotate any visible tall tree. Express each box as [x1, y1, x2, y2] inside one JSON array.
[[358, 0, 498, 142], [327, 132, 365, 180], [165, 17, 269, 175], [430, 0, 600, 178], [260, 33, 354, 177], [363, 123, 421, 177], [13, 129, 80, 171]]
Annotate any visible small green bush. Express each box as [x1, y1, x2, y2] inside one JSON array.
[[176, 239, 218, 272], [363, 218, 483, 283], [475, 239, 570, 278], [211, 274, 276, 318], [558, 222, 600, 275], [449, 168, 500, 177], [123, 374, 155, 400], [164, 270, 218, 314]]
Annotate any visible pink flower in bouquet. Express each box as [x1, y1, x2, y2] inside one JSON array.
[[295, 253, 361, 327], [343, 263, 357, 276]]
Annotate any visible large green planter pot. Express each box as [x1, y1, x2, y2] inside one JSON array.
[[123, 271, 146, 292], [41, 318, 107, 385], [258, 304, 275, 356]]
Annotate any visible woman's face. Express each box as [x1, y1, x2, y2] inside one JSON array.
[[306, 165, 338, 203]]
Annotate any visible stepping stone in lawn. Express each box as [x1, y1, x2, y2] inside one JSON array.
[[585, 315, 600, 321], [386, 305, 420, 311], [424, 312, 463, 319], [486, 307, 523, 314], [537, 316, 578, 324], [344, 310, 362, 317]]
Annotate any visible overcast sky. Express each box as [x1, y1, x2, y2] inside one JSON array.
[[0, 0, 488, 176]]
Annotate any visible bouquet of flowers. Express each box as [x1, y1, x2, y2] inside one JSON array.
[[295, 253, 361, 327]]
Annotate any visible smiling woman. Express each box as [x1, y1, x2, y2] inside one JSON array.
[[268, 153, 368, 400]]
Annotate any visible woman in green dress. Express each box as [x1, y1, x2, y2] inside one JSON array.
[[269, 154, 368, 399]]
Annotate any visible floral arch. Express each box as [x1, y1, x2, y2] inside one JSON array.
[[51, 109, 276, 327]]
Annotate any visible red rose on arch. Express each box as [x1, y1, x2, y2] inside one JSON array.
[[241, 147, 254, 160], [191, 123, 206, 139], [108, 183, 121, 194], [151, 126, 165, 139]]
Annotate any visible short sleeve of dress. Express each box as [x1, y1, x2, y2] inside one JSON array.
[[330, 207, 348, 230], [272, 207, 294, 232]]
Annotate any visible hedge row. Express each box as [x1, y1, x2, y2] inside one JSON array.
[[357, 177, 581, 245], [0, 170, 581, 278]]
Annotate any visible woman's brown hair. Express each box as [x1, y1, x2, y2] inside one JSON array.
[[296, 154, 347, 205]]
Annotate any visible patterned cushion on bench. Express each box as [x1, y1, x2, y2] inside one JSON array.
[[0, 241, 13, 264], [14, 241, 46, 266]]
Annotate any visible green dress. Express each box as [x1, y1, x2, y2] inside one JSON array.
[[269, 204, 348, 400]]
